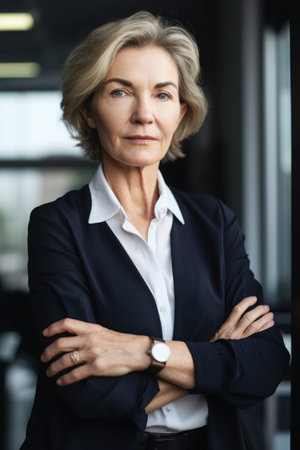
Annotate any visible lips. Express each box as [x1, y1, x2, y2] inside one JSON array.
[[125, 135, 157, 142]]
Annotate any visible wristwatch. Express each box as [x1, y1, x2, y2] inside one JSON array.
[[148, 336, 171, 374]]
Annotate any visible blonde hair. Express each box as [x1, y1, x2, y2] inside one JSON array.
[[61, 11, 207, 161]]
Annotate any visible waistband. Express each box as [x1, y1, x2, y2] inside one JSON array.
[[139, 426, 207, 450]]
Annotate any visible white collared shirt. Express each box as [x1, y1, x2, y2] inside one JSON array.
[[89, 164, 208, 432]]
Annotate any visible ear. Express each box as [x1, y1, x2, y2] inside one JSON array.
[[80, 105, 97, 129], [179, 102, 187, 123]]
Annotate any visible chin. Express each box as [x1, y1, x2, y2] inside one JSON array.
[[120, 153, 163, 169], [123, 159, 160, 169]]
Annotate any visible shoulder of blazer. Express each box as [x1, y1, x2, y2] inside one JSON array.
[[169, 186, 237, 229], [30, 185, 91, 225]]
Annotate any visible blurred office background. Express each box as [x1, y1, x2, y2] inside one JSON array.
[[0, 0, 292, 449]]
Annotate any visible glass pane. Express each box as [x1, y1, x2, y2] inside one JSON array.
[[0, 91, 82, 159], [0, 167, 96, 290], [262, 24, 291, 307], [277, 24, 291, 302]]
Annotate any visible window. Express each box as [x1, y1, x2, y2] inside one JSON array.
[[262, 23, 291, 307], [0, 91, 95, 290]]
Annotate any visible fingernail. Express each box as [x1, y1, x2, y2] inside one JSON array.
[[263, 305, 270, 311], [42, 328, 48, 336], [57, 378, 62, 385]]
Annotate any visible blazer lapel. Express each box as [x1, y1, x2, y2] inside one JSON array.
[[171, 217, 201, 340], [171, 197, 225, 342]]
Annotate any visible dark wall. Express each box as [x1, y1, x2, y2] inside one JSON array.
[[290, 0, 299, 447], [161, 0, 244, 216]]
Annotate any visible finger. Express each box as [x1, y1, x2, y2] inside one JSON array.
[[56, 351, 131, 384], [46, 350, 84, 378], [237, 305, 270, 330], [43, 318, 97, 337], [210, 302, 270, 342], [41, 336, 81, 363], [226, 297, 258, 325], [242, 312, 274, 337], [56, 363, 92, 386], [256, 320, 275, 332], [212, 297, 258, 338], [55, 355, 115, 385]]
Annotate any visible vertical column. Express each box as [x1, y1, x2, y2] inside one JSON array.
[[241, 0, 263, 282]]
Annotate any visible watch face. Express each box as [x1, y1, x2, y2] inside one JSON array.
[[152, 342, 171, 363]]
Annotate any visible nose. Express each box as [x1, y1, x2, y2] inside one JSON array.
[[130, 96, 154, 125]]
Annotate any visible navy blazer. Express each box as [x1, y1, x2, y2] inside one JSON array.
[[21, 185, 289, 450]]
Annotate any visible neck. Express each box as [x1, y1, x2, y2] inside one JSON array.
[[102, 157, 160, 236]]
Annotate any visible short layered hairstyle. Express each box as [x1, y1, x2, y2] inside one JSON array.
[[61, 11, 208, 161]]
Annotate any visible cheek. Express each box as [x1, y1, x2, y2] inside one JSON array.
[[161, 113, 183, 137], [94, 114, 117, 142]]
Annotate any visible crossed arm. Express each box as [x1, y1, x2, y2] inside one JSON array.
[[41, 295, 274, 413], [29, 200, 289, 422]]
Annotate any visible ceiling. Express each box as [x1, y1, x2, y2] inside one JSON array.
[[0, 0, 289, 91], [0, 0, 217, 91]]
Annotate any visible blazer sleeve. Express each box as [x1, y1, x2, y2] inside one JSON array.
[[27, 202, 159, 430], [185, 199, 290, 409]]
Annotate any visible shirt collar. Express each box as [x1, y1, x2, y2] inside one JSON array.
[[156, 171, 185, 224], [88, 164, 185, 225]]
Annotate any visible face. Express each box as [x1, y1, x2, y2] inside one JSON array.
[[82, 45, 187, 170]]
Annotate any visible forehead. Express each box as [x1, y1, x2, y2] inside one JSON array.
[[106, 46, 179, 83]]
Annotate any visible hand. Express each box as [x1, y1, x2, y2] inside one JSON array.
[[210, 296, 274, 342], [41, 318, 150, 386], [145, 379, 187, 414]]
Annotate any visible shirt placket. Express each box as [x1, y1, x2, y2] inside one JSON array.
[[146, 218, 173, 340]]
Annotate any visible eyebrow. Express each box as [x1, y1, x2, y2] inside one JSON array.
[[104, 78, 178, 90]]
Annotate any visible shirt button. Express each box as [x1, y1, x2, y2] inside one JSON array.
[[166, 406, 171, 412], [160, 305, 167, 313], [160, 208, 167, 215]]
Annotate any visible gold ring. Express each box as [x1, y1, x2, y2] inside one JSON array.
[[70, 350, 80, 366]]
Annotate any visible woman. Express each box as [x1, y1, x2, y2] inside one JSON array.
[[22, 11, 289, 450]]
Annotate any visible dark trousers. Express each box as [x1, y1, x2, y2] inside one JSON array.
[[139, 427, 207, 450]]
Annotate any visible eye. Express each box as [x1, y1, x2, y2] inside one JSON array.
[[111, 89, 126, 97], [157, 92, 171, 100]]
